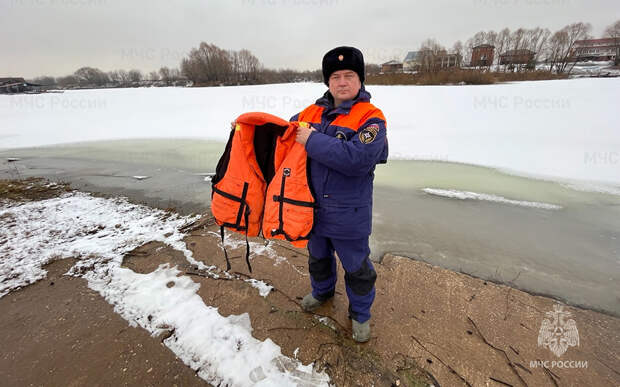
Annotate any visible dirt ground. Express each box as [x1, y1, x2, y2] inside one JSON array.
[[0, 258, 207, 387], [1, 179, 619, 386]]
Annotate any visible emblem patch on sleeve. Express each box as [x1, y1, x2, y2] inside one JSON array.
[[359, 124, 379, 144]]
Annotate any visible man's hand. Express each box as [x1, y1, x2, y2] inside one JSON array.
[[295, 125, 316, 146]]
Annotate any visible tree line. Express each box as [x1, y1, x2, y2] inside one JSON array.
[[417, 19, 619, 74], [29, 43, 323, 88], [29, 19, 619, 87]]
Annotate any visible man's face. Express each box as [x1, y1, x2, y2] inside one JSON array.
[[328, 70, 361, 103]]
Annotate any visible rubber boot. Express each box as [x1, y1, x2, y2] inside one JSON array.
[[352, 319, 371, 343], [301, 293, 326, 312]]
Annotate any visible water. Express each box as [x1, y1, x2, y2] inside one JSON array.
[[1, 139, 618, 315]]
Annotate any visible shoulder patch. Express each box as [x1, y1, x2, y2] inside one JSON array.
[[359, 124, 379, 144]]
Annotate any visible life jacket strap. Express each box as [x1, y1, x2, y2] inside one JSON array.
[[270, 171, 313, 243], [272, 195, 315, 208], [212, 183, 250, 232], [271, 228, 311, 242], [218, 225, 231, 271], [212, 182, 253, 272]]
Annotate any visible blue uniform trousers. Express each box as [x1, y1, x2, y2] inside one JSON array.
[[307, 234, 377, 323]]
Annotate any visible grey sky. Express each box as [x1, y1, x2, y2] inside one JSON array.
[[1, 0, 618, 78]]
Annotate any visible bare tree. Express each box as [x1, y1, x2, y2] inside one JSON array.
[[238, 49, 260, 82], [604, 20, 620, 65], [564, 22, 592, 73], [159, 66, 171, 85], [495, 28, 511, 70], [57, 75, 80, 87], [128, 69, 143, 83], [74, 67, 109, 87], [485, 30, 498, 48], [169, 68, 181, 82], [107, 70, 121, 83], [181, 42, 234, 84], [419, 38, 445, 72], [471, 31, 487, 47], [365, 63, 381, 76], [547, 30, 567, 73], [32, 76, 56, 86], [118, 70, 130, 83], [510, 28, 527, 51], [452, 40, 464, 67], [546, 22, 592, 73], [464, 38, 474, 67], [529, 27, 551, 65], [148, 71, 160, 81]]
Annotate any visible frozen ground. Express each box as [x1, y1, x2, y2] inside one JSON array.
[[1, 78, 619, 186], [0, 189, 329, 386]]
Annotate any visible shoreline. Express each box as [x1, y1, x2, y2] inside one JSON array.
[[2, 153, 619, 317], [1, 178, 618, 386]]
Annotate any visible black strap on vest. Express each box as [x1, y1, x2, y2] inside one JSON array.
[[270, 168, 314, 243], [212, 182, 253, 273]]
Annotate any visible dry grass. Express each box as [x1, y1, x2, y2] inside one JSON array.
[[366, 70, 568, 86], [0, 178, 71, 202]]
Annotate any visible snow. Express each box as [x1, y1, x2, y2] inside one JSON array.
[[205, 231, 308, 276], [245, 278, 274, 297], [0, 193, 329, 386], [1, 79, 619, 186], [315, 316, 337, 331], [547, 61, 620, 78], [422, 188, 562, 210]]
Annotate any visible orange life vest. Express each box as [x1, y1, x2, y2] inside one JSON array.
[[297, 101, 386, 134], [210, 112, 315, 271]]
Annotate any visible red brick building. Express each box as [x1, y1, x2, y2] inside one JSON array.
[[499, 49, 536, 66], [471, 44, 495, 67], [381, 60, 403, 73]]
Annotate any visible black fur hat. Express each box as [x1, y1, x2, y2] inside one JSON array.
[[322, 46, 365, 85]]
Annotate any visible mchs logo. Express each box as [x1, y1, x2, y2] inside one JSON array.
[[537, 304, 579, 357], [531, 304, 587, 369]]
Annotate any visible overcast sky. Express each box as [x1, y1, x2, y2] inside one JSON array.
[[1, 0, 618, 78]]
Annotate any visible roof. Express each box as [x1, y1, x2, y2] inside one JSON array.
[[0, 77, 26, 85], [501, 49, 536, 56], [382, 60, 402, 66], [575, 38, 619, 45], [473, 44, 495, 49], [404, 51, 420, 61]]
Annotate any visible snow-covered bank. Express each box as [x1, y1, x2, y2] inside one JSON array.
[[0, 192, 329, 386], [1, 79, 619, 186]]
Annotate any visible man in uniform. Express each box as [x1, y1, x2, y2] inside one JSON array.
[[293, 46, 388, 343]]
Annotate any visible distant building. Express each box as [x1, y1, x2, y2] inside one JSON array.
[[499, 49, 536, 66], [0, 77, 42, 94], [471, 44, 495, 67], [381, 60, 403, 73], [572, 38, 619, 62], [435, 51, 460, 69], [418, 49, 460, 71], [403, 51, 422, 71]]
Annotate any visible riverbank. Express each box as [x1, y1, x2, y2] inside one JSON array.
[[1, 178, 618, 386]]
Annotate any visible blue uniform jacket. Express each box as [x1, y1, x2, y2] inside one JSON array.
[[291, 87, 388, 239]]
